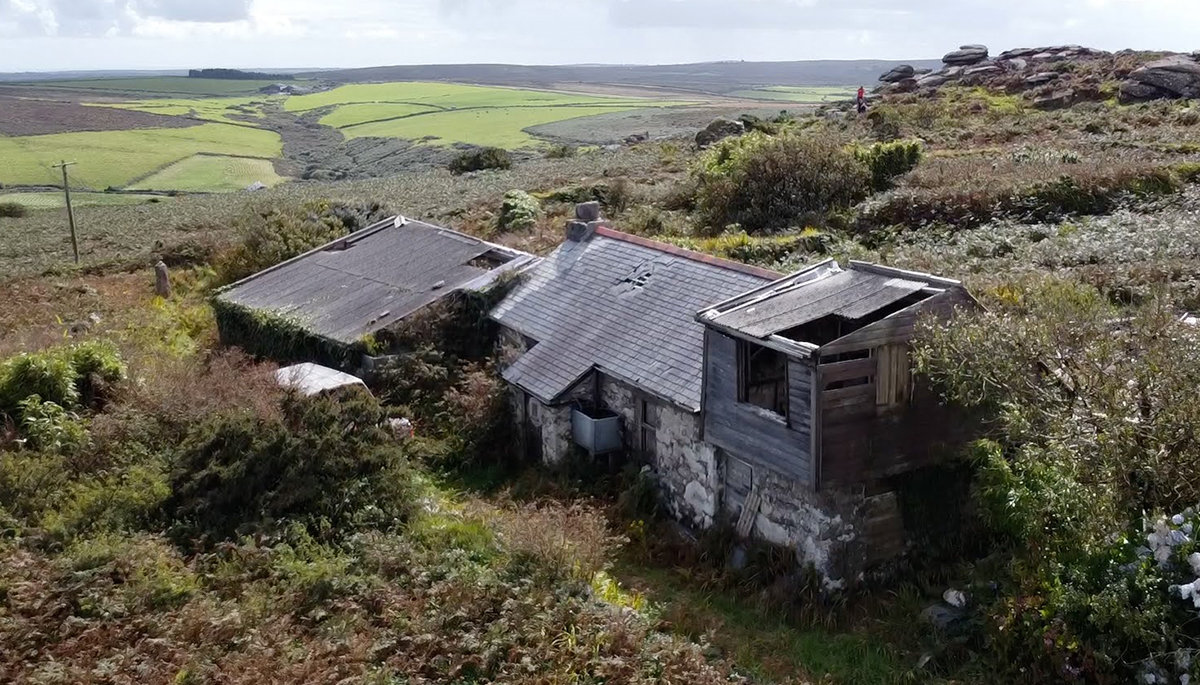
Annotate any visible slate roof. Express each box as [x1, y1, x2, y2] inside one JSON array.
[[700, 259, 957, 340], [218, 216, 535, 345], [492, 227, 777, 412]]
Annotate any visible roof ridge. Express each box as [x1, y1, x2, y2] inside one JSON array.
[[592, 226, 781, 281]]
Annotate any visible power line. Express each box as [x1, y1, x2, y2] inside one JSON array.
[[51, 160, 79, 264]]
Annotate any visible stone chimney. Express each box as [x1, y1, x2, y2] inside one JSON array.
[[565, 201, 607, 242]]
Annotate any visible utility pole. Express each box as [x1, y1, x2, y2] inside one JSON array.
[[52, 160, 79, 264]]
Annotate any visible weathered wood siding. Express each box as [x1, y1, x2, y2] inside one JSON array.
[[703, 330, 813, 484], [819, 287, 980, 487]]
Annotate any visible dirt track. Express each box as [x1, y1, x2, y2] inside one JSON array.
[[0, 96, 198, 136]]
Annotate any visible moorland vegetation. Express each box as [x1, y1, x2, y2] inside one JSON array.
[[6, 48, 1200, 684]]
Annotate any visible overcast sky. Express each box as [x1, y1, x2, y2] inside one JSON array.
[[1, 0, 1197, 72]]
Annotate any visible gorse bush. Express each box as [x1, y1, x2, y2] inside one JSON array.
[[0, 341, 125, 418], [215, 199, 389, 284], [448, 146, 512, 175], [497, 190, 541, 231], [693, 131, 871, 232], [165, 391, 417, 541], [0, 201, 28, 218], [855, 139, 923, 191]]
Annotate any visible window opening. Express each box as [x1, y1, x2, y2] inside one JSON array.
[[738, 340, 788, 417]]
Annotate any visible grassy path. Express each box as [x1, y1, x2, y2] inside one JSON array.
[[611, 561, 917, 685]]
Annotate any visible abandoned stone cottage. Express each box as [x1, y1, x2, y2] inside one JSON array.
[[492, 205, 977, 583]]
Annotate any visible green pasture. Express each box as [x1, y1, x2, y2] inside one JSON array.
[[16, 77, 288, 96], [87, 97, 272, 125], [318, 102, 442, 129], [339, 104, 668, 148], [0, 191, 170, 209], [0, 123, 283, 189], [284, 81, 647, 113], [729, 86, 858, 103], [129, 155, 284, 193]]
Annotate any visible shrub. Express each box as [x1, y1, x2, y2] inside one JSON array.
[[855, 139, 923, 191], [0, 342, 126, 420], [18, 396, 88, 454], [42, 464, 170, 541], [0, 352, 79, 415], [544, 143, 576, 159], [211, 299, 355, 367], [68, 340, 126, 408], [693, 132, 871, 232], [215, 200, 388, 284], [497, 190, 541, 232], [863, 165, 1184, 231], [0, 201, 28, 218], [165, 392, 417, 541], [448, 147, 512, 175]]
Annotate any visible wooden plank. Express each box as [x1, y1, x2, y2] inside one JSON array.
[[822, 384, 875, 403], [736, 483, 762, 538], [820, 289, 973, 356], [818, 358, 877, 385]]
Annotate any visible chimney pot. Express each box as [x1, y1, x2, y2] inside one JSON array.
[[576, 201, 602, 222]]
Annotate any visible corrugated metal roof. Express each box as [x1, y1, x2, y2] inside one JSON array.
[[492, 229, 775, 411], [709, 269, 927, 339], [218, 218, 530, 344], [275, 363, 368, 396]]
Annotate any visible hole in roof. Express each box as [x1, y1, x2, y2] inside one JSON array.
[[610, 257, 672, 295], [468, 249, 515, 270]]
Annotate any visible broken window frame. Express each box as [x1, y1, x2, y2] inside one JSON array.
[[638, 395, 658, 460], [736, 340, 789, 419]]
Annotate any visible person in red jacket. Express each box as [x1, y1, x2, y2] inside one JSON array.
[[857, 86, 867, 114]]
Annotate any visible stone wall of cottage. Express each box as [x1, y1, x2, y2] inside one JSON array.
[[598, 375, 720, 529]]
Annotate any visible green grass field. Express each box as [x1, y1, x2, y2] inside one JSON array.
[[284, 81, 647, 113], [729, 86, 858, 103], [283, 81, 689, 149], [0, 191, 170, 209], [0, 124, 283, 189], [87, 97, 272, 125], [17, 77, 290, 96], [318, 102, 442, 129], [129, 155, 284, 192], [340, 104, 666, 148]]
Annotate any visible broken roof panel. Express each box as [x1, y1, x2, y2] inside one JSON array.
[[492, 227, 777, 411], [218, 217, 535, 345], [709, 269, 928, 339]]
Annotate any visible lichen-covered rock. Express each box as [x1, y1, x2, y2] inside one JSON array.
[[1128, 55, 1200, 98], [695, 117, 745, 149], [1033, 88, 1076, 110], [1025, 71, 1061, 86], [964, 62, 1003, 77], [944, 45, 988, 65], [916, 73, 952, 88], [1119, 79, 1175, 103], [879, 64, 915, 83], [498, 190, 541, 232]]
